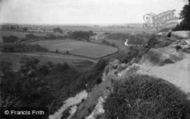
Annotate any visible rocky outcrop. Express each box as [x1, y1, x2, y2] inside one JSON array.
[[62, 31, 190, 119], [172, 31, 190, 38]]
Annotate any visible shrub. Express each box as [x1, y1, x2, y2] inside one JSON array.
[[67, 30, 95, 40], [26, 34, 38, 39], [101, 40, 116, 47], [175, 45, 182, 51], [53, 27, 63, 34], [104, 74, 189, 119], [159, 58, 174, 66], [105, 33, 130, 40], [0, 58, 55, 107], [2, 35, 19, 43], [46, 34, 56, 39], [183, 47, 190, 53], [1, 44, 48, 53], [0, 57, 108, 115], [127, 35, 146, 45], [145, 50, 161, 65]]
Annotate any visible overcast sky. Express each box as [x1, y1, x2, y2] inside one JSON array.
[[0, 0, 188, 25]]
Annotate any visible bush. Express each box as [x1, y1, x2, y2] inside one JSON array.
[[101, 40, 116, 47], [105, 33, 130, 40], [183, 47, 190, 53], [159, 58, 174, 66], [104, 74, 189, 119], [0, 57, 108, 114], [67, 30, 95, 41], [1, 44, 48, 53], [175, 45, 182, 51], [53, 27, 63, 34], [145, 50, 161, 65], [2, 35, 19, 43], [46, 34, 56, 39], [127, 35, 146, 45], [0, 58, 55, 107], [26, 34, 39, 39]]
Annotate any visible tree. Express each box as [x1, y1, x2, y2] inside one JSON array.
[[2, 35, 19, 43], [47, 34, 56, 39], [67, 30, 95, 41], [0, 57, 54, 107], [53, 27, 63, 34], [174, 0, 190, 30], [25, 33, 38, 39], [65, 50, 69, 54], [23, 27, 28, 31]]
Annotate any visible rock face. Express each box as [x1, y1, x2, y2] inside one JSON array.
[[172, 31, 190, 38], [49, 90, 88, 119], [66, 31, 190, 119]]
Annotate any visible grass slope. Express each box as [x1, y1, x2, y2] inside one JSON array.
[[104, 74, 190, 119]]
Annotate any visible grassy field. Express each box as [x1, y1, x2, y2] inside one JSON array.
[[29, 39, 118, 58]]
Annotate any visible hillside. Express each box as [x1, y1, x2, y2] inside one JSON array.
[[51, 31, 190, 119]]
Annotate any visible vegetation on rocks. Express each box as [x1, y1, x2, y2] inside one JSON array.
[[104, 74, 190, 119]]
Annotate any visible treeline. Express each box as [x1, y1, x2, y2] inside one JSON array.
[[1, 35, 49, 53], [105, 33, 130, 40], [127, 35, 147, 45], [1, 44, 48, 53], [174, 0, 190, 30], [0, 57, 108, 114], [0, 57, 75, 109], [67, 30, 95, 41], [23, 30, 95, 41], [104, 33, 149, 45], [101, 40, 117, 47], [2, 34, 65, 43], [22, 33, 67, 41], [2, 35, 19, 43], [2, 30, 96, 43]]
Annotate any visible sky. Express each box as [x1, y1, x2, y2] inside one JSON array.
[[0, 0, 188, 25]]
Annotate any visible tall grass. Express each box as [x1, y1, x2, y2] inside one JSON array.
[[104, 74, 189, 119]]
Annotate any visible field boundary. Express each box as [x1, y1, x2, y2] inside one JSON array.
[[26, 38, 118, 48], [49, 48, 119, 60], [28, 39, 119, 58], [1, 52, 98, 63]]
